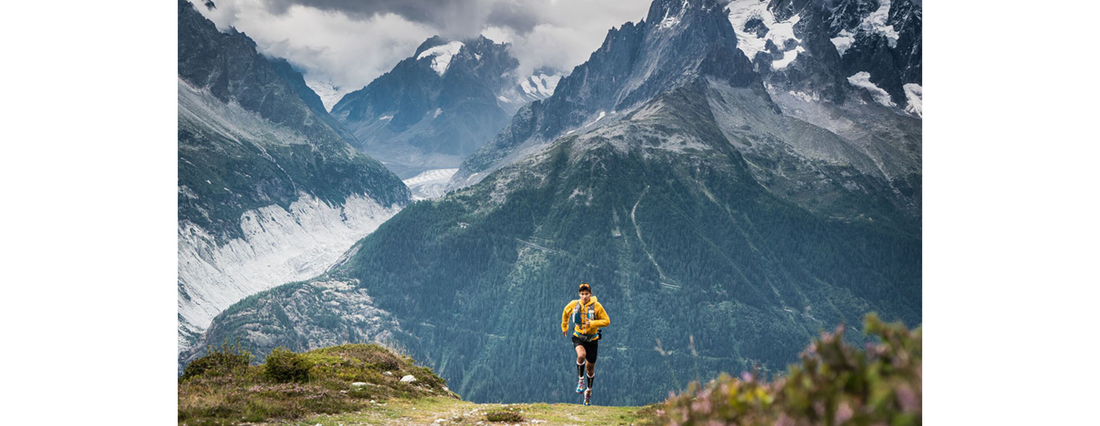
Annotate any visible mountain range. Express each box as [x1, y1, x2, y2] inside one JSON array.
[[187, 0, 921, 405]]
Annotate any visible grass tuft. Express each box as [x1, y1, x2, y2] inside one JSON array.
[[485, 407, 525, 423]]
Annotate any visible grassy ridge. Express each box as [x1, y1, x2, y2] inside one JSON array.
[[178, 343, 454, 425]]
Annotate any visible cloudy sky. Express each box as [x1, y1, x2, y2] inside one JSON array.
[[192, 0, 653, 92]]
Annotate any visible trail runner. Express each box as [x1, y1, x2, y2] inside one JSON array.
[[561, 283, 610, 406]]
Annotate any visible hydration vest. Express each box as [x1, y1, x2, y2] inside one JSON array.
[[571, 300, 601, 341]]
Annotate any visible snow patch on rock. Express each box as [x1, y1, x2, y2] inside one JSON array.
[[727, 0, 803, 68], [417, 41, 465, 76], [847, 72, 895, 107], [864, 0, 900, 48], [773, 46, 805, 70], [833, 0, 900, 54], [831, 29, 856, 56], [903, 83, 922, 117]]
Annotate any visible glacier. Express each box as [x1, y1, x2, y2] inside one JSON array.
[[178, 192, 401, 351], [403, 168, 458, 201], [304, 79, 355, 112]]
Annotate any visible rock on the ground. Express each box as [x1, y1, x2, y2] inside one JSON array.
[[400, 374, 417, 383]]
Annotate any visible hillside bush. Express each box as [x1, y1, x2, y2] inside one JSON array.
[[658, 313, 921, 425], [263, 347, 313, 383], [180, 339, 252, 381]]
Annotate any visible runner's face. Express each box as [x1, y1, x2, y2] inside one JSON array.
[[579, 290, 591, 304]]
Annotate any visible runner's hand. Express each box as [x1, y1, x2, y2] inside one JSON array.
[[562, 330, 567, 337]]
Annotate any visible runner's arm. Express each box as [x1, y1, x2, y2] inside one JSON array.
[[590, 303, 609, 328], [561, 301, 575, 334]]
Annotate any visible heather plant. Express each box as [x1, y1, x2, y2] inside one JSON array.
[[658, 314, 921, 425]]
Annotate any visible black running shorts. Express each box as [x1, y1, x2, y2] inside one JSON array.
[[571, 335, 599, 363]]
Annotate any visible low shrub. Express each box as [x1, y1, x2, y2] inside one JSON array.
[[658, 313, 921, 425], [180, 339, 252, 381], [264, 347, 313, 383]]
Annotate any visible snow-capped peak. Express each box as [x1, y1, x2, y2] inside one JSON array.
[[496, 72, 562, 114], [417, 41, 465, 76], [520, 74, 561, 98]]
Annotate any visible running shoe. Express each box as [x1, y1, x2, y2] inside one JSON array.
[[576, 376, 585, 393], [584, 389, 592, 406]]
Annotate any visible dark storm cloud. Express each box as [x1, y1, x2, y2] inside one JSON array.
[[264, 0, 456, 23], [262, 0, 546, 37], [486, 0, 543, 33]]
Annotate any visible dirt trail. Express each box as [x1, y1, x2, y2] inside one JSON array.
[[285, 396, 655, 426]]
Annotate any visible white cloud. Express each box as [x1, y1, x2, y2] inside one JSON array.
[[189, 0, 651, 91], [515, 0, 651, 75]]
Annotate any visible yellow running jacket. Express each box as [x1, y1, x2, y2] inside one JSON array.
[[560, 296, 610, 339]]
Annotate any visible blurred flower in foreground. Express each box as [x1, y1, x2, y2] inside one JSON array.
[[657, 313, 921, 426]]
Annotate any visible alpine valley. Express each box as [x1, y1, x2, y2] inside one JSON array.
[[182, 0, 922, 406]]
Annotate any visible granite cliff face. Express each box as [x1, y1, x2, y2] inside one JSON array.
[[452, 0, 760, 187]]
